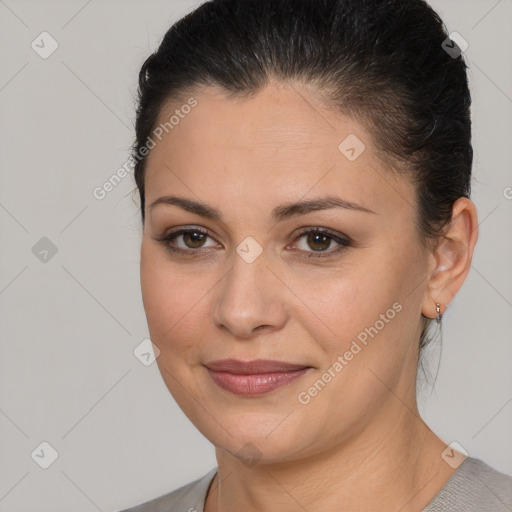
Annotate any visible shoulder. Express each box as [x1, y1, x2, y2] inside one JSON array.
[[423, 457, 512, 511], [117, 467, 217, 512]]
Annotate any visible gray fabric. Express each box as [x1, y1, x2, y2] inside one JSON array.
[[118, 468, 217, 512], [422, 457, 512, 511], [118, 457, 512, 511]]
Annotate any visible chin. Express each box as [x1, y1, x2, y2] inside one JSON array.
[[198, 411, 316, 464], [218, 437, 308, 467]]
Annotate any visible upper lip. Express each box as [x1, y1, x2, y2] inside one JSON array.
[[205, 358, 311, 374]]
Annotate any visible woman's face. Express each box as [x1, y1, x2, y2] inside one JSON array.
[[140, 81, 432, 464]]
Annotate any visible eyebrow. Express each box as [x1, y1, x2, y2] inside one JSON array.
[[148, 194, 376, 222]]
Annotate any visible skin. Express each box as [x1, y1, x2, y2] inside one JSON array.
[[139, 80, 478, 511]]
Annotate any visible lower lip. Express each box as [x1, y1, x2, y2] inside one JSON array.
[[207, 368, 311, 396]]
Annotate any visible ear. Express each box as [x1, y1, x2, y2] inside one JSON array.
[[421, 197, 479, 319]]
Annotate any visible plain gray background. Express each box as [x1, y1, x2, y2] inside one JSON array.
[[0, 0, 511, 510]]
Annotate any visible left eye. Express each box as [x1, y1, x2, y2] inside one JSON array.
[[292, 229, 350, 256]]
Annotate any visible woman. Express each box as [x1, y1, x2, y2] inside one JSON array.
[[120, 0, 512, 510]]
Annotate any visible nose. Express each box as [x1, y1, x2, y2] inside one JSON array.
[[212, 247, 288, 339]]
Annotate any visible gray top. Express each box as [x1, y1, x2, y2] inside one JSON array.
[[118, 457, 512, 511]]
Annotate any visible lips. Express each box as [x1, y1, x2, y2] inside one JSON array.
[[204, 359, 312, 396], [205, 358, 309, 374]]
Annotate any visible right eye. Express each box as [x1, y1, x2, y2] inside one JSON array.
[[152, 227, 220, 255]]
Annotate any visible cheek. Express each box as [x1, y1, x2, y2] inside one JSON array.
[[140, 244, 212, 415], [140, 243, 211, 354], [323, 251, 422, 374], [292, 270, 412, 429], [290, 257, 401, 347], [292, 249, 418, 392]]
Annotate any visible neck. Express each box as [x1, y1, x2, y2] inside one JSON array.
[[205, 400, 456, 512]]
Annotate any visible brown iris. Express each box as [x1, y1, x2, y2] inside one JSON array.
[[306, 232, 331, 251]]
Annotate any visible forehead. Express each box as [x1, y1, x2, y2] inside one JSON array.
[[144, 82, 414, 218], [151, 82, 363, 156]]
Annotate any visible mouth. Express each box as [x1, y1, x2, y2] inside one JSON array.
[[204, 359, 313, 396]]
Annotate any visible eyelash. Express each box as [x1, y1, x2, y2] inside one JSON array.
[[152, 226, 351, 259]]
